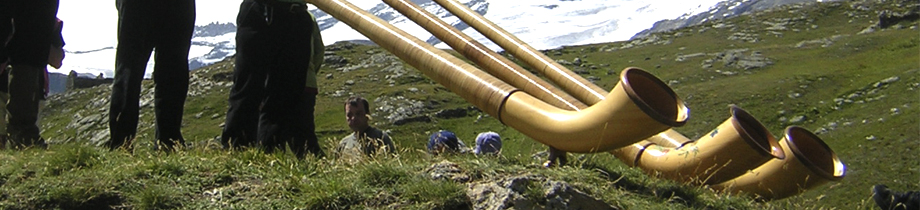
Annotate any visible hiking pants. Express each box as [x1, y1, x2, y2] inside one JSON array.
[[2, 0, 58, 147], [0, 4, 11, 137], [109, 0, 195, 150], [222, 0, 314, 158]]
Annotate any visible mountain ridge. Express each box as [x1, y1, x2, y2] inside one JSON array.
[[632, 0, 824, 39]]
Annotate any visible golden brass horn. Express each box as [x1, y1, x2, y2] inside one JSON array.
[[305, 0, 844, 200], [710, 126, 847, 200], [431, 0, 608, 105], [424, 0, 790, 186], [611, 105, 785, 185], [306, 0, 687, 153], [380, 0, 587, 111], [642, 129, 694, 148], [424, 0, 844, 199]]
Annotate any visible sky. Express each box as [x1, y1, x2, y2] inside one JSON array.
[[57, 0, 240, 51], [54, 0, 240, 76]]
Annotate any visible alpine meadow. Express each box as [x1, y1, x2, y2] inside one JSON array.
[[1, 0, 917, 209]]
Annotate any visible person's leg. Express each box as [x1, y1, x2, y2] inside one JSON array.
[[0, 9, 10, 71], [7, 65, 45, 148], [6, 0, 58, 149], [150, 0, 195, 151], [109, 0, 154, 150], [222, 0, 270, 149], [302, 93, 323, 157], [544, 146, 568, 167], [0, 71, 7, 150], [0, 12, 9, 150], [258, 4, 311, 157]]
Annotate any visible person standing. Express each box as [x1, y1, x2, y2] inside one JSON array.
[[1, 0, 60, 149], [108, 0, 196, 151], [221, 0, 323, 159]]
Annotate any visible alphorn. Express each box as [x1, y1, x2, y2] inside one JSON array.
[[424, 0, 845, 198], [304, 0, 845, 200]]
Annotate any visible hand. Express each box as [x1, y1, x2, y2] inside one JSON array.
[[47, 45, 64, 69]]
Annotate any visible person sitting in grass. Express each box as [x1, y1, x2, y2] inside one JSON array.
[[335, 96, 395, 161], [472, 131, 502, 155], [873, 184, 920, 210], [427, 130, 467, 155]]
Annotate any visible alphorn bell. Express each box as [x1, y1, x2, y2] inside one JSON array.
[[612, 105, 785, 185], [710, 126, 846, 200]]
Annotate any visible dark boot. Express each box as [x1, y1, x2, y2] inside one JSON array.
[[543, 146, 568, 168], [0, 134, 6, 150], [874, 184, 920, 210]]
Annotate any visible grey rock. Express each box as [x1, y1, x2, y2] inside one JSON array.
[[374, 96, 429, 125], [435, 107, 470, 119], [466, 173, 619, 210], [426, 160, 471, 183], [675, 53, 706, 62], [790, 115, 807, 124], [544, 180, 618, 210], [324, 55, 349, 68]]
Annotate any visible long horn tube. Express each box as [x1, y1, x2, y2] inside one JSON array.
[[643, 129, 695, 148], [305, 0, 686, 152], [432, 0, 608, 105], [611, 105, 785, 185], [709, 126, 847, 200], [381, 0, 586, 111], [429, 0, 699, 149]]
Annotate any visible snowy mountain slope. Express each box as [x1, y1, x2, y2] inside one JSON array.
[[632, 0, 825, 39], [57, 0, 766, 79]]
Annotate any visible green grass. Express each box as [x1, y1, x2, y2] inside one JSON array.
[[1, 145, 764, 209], [6, 0, 918, 209]]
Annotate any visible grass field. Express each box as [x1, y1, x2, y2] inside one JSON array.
[[1, 0, 917, 209]]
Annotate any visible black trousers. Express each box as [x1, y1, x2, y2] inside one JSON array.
[[109, 0, 195, 150], [222, 0, 317, 158], [1, 0, 58, 147], [0, 7, 11, 93]]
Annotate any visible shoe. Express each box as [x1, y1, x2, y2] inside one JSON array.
[[9, 132, 46, 150], [875, 185, 897, 210], [544, 147, 568, 168], [873, 184, 920, 210], [308, 147, 326, 158]]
